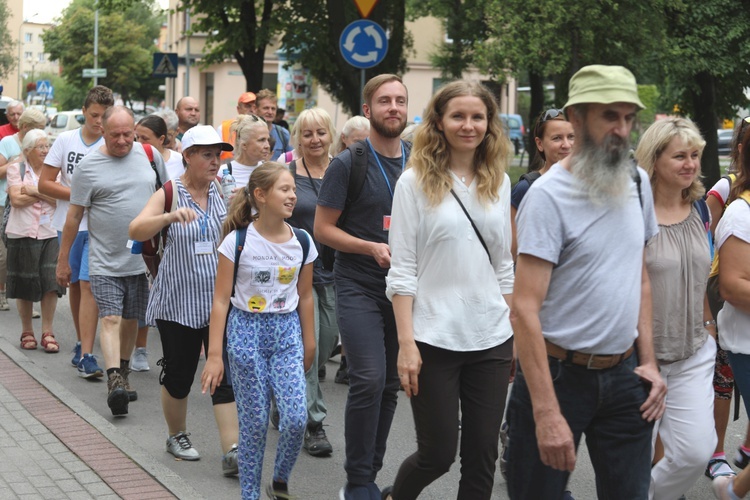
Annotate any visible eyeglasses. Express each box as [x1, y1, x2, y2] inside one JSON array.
[[535, 109, 564, 138], [34, 144, 50, 151]]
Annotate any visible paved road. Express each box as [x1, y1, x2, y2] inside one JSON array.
[[0, 296, 743, 499]]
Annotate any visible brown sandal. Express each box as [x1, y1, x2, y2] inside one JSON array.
[[40, 332, 59, 353], [20, 331, 37, 350]]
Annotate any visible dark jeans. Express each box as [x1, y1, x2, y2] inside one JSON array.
[[393, 339, 513, 500], [335, 275, 400, 485], [506, 353, 653, 500]]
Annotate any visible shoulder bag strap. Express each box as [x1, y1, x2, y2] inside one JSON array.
[[232, 226, 248, 298], [449, 189, 492, 265]]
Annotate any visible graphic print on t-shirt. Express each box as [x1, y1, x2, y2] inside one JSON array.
[[252, 267, 273, 286], [277, 267, 297, 285], [248, 295, 267, 312]]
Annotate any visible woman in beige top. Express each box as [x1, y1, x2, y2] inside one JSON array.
[[635, 117, 716, 499]]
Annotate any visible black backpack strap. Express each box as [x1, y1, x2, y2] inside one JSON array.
[[231, 226, 248, 297], [292, 227, 310, 264], [339, 140, 369, 228], [632, 164, 643, 209], [519, 170, 542, 185]]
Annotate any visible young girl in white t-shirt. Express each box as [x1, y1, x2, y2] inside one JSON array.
[[202, 162, 316, 500]]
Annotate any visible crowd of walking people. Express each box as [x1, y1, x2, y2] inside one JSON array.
[[2, 65, 750, 500]]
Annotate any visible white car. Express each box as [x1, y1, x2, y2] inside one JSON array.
[[46, 110, 85, 144]]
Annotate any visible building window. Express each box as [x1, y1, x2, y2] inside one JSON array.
[[24, 51, 32, 60], [38, 53, 45, 62], [24, 33, 32, 42]]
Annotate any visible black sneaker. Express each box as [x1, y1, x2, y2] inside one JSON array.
[[334, 358, 349, 385], [266, 482, 295, 499], [736, 447, 750, 469], [318, 364, 326, 380], [303, 424, 332, 457], [107, 373, 129, 416]]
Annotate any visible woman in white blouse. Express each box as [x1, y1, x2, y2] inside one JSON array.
[[385, 80, 514, 500]]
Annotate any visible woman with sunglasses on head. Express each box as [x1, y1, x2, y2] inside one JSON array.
[[385, 80, 514, 500], [510, 109, 574, 259], [705, 118, 750, 481]]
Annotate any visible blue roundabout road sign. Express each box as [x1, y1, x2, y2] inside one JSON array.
[[339, 20, 388, 69]]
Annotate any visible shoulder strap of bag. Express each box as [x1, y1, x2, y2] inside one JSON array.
[[449, 189, 492, 265], [339, 140, 369, 228], [232, 226, 248, 298], [694, 198, 714, 260], [519, 170, 542, 185], [143, 143, 163, 189], [292, 227, 310, 264]]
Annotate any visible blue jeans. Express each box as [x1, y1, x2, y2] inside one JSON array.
[[335, 275, 400, 486], [506, 352, 653, 500]]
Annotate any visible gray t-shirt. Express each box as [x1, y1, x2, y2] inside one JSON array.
[[317, 141, 410, 288], [516, 163, 658, 354], [71, 142, 167, 276]]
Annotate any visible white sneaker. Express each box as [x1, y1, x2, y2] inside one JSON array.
[[0, 291, 9, 311], [130, 347, 150, 371], [166, 432, 200, 461]]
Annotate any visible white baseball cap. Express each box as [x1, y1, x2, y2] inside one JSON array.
[[181, 125, 233, 152]]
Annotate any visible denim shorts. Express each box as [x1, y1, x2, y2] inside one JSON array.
[[58, 231, 90, 283]]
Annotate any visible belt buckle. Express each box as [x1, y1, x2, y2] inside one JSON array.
[[586, 353, 599, 370]]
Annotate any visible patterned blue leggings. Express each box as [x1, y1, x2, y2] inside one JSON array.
[[226, 309, 307, 500]]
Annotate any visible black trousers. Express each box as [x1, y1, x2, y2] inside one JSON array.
[[392, 338, 513, 500]]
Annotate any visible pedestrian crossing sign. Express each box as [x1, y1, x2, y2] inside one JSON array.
[[153, 53, 178, 78]]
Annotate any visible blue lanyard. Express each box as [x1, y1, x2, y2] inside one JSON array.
[[366, 138, 405, 199], [199, 214, 208, 241]]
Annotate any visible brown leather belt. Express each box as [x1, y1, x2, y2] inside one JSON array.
[[545, 340, 634, 370]]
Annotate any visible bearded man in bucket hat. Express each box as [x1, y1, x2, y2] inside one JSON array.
[[505, 65, 667, 499]]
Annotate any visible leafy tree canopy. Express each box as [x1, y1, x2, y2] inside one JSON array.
[[0, 0, 15, 82], [43, 0, 163, 106]]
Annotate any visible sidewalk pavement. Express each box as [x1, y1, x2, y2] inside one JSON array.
[[0, 337, 203, 500]]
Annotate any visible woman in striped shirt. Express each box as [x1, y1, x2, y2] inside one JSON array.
[[129, 126, 240, 472]]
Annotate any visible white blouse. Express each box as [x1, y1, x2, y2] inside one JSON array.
[[386, 168, 514, 352]]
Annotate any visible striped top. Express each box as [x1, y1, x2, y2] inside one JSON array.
[[146, 178, 227, 328]]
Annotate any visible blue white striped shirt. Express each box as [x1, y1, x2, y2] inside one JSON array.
[[146, 178, 226, 328]]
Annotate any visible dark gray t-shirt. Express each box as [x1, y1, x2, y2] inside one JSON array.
[[317, 141, 410, 287], [288, 168, 333, 286], [71, 142, 168, 276]]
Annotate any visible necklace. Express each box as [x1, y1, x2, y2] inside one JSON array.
[[181, 176, 209, 206], [302, 157, 329, 179]]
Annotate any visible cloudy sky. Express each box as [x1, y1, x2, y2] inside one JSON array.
[[24, 0, 170, 23]]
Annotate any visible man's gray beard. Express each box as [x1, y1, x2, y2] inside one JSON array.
[[570, 131, 633, 206]]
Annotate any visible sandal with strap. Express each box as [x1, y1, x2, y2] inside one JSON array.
[[706, 457, 736, 479], [40, 332, 59, 353], [20, 331, 37, 350]]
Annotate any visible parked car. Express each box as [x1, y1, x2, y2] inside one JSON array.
[[46, 110, 85, 143], [718, 129, 733, 156], [500, 113, 525, 155]]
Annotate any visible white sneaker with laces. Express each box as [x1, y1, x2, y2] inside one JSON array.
[[130, 347, 150, 371], [166, 431, 200, 461]]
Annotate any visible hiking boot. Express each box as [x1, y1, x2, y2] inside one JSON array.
[[107, 373, 129, 416], [70, 342, 82, 366], [166, 431, 200, 461], [77, 353, 103, 379], [121, 367, 138, 401], [0, 291, 9, 311], [130, 347, 150, 372], [303, 423, 332, 457], [222, 443, 239, 476]]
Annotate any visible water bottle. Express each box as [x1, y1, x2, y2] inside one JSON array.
[[221, 168, 236, 208]]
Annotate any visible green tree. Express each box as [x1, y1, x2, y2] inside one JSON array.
[[0, 0, 16, 83], [42, 0, 163, 107], [283, 0, 411, 116], [658, 0, 750, 187]]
